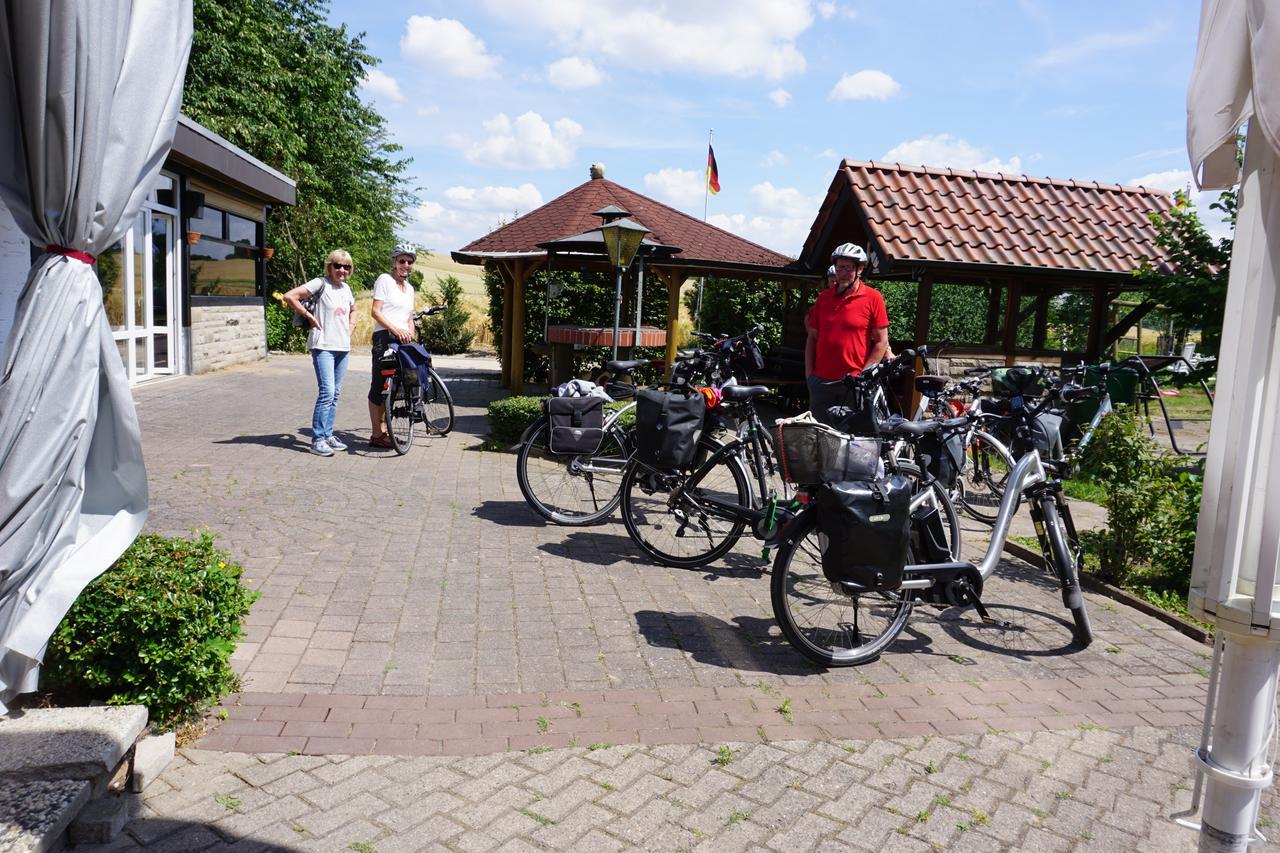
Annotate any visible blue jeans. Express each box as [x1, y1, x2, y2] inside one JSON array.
[[311, 349, 349, 441]]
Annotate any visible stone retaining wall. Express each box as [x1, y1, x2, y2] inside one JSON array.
[[191, 303, 266, 374]]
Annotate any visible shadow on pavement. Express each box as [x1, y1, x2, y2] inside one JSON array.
[[539, 531, 636, 565], [634, 609, 820, 676], [473, 500, 547, 527], [933, 602, 1083, 659], [211, 432, 312, 453]]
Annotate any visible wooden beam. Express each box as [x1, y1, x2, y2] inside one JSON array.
[[1032, 290, 1051, 350], [661, 269, 683, 370], [497, 261, 514, 387], [1101, 299, 1158, 352], [1085, 286, 1113, 361], [913, 273, 933, 346], [510, 259, 527, 395], [1002, 282, 1021, 366], [984, 285, 1002, 345]]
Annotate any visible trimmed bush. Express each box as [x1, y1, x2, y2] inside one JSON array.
[[266, 293, 308, 352], [42, 531, 259, 729]]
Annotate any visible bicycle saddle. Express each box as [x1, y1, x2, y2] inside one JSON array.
[[719, 384, 770, 403], [914, 375, 949, 397], [605, 359, 647, 373]]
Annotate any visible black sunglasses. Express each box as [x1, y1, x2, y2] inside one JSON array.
[[330, 263, 352, 271]]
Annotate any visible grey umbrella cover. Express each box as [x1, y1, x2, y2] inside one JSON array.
[[0, 1, 193, 711]]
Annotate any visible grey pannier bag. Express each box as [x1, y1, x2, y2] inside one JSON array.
[[775, 412, 882, 485]]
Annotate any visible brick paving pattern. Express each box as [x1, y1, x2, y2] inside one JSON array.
[[79, 352, 1276, 851]]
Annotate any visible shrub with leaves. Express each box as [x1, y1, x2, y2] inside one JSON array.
[[42, 531, 259, 729], [487, 395, 633, 445], [265, 293, 308, 352], [419, 275, 475, 355]]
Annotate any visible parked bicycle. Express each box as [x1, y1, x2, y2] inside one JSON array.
[[380, 307, 455, 454], [770, 416, 1095, 666], [515, 326, 768, 525]]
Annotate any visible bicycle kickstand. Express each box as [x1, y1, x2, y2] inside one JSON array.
[[970, 598, 1014, 630]]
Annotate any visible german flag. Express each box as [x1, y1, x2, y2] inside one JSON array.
[[706, 144, 720, 194]]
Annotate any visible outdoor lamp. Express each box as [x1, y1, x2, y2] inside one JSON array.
[[600, 217, 649, 270]]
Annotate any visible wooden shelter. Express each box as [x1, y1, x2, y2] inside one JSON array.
[[798, 160, 1177, 364], [453, 165, 806, 393]]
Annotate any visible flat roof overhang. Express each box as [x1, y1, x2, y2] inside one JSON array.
[[169, 115, 297, 207]]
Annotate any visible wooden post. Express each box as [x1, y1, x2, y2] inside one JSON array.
[[984, 285, 1002, 345], [1002, 281, 1021, 366], [913, 273, 933, 347], [1032, 289, 1051, 350], [499, 262, 514, 387], [1085, 286, 1110, 361], [662, 269, 682, 370], [510, 259, 527, 395]]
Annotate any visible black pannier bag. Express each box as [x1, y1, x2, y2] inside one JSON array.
[[815, 475, 912, 590], [635, 388, 706, 469], [546, 396, 605, 455], [918, 430, 966, 490], [911, 505, 952, 563]]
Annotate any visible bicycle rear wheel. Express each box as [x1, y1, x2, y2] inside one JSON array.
[[959, 430, 1013, 523], [1042, 499, 1093, 648], [422, 367, 455, 435], [620, 440, 751, 568], [384, 374, 415, 455], [770, 509, 913, 666], [516, 420, 628, 525]]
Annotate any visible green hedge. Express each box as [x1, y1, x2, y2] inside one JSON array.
[[42, 531, 259, 729], [487, 395, 635, 445]]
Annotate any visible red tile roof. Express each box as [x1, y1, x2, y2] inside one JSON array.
[[454, 176, 795, 271], [803, 160, 1174, 278]]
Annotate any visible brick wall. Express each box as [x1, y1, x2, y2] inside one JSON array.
[[191, 303, 267, 374]]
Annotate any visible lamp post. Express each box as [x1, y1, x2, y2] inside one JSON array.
[[597, 209, 649, 360]]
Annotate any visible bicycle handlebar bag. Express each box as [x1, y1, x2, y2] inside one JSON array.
[[635, 388, 706, 469], [776, 413, 882, 485], [546, 396, 605, 455], [815, 475, 912, 591], [990, 366, 1043, 398]]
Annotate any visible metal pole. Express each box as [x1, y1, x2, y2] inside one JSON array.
[[634, 256, 644, 349], [1198, 634, 1280, 852], [612, 265, 623, 361]]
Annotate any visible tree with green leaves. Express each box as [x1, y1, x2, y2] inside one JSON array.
[[183, 0, 415, 294], [420, 275, 475, 355], [1135, 188, 1235, 357]]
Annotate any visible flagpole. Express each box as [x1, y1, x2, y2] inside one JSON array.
[[696, 129, 712, 330]]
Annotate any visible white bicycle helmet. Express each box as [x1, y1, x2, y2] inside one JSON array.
[[831, 242, 868, 264], [392, 241, 417, 260]]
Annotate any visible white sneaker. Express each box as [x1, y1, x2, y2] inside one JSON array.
[[310, 439, 334, 457], [326, 435, 348, 451]]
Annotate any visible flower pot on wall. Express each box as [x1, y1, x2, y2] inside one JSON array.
[[262, 247, 274, 260], [185, 231, 200, 246]]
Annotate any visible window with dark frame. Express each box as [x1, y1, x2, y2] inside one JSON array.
[[188, 204, 263, 297]]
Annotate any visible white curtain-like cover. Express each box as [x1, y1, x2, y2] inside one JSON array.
[[1187, 0, 1280, 626], [0, 1, 192, 711]]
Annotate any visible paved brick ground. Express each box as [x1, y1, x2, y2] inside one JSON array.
[[85, 352, 1277, 851]]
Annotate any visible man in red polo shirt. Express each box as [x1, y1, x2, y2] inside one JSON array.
[[805, 242, 889, 425]]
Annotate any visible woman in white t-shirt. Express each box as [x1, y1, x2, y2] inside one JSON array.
[[366, 242, 418, 448], [283, 249, 357, 456]]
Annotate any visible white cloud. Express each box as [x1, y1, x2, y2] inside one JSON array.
[[829, 69, 901, 101], [817, 147, 840, 160], [457, 111, 584, 169], [416, 104, 440, 117], [768, 88, 792, 108], [882, 134, 1022, 173], [1127, 169, 1193, 193], [643, 168, 705, 208], [547, 56, 605, 89], [706, 181, 823, 255], [817, 1, 837, 18], [360, 68, 404, 103], [1127, 169, 1235, 241], [1031, 28, 1161, 70], [480, 0, 812, 80], [401, 17, 500, 79], [406, 183, 546, 251], [762, 150, 788, 167]]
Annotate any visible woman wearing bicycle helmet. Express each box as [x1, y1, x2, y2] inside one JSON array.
[[284, 249, 358, 456], [367, 242, 418, 449], [805, 242, 889, 426]]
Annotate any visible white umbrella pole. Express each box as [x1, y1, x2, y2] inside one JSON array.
[[612, 266, 623, 361], [634, 256, 644, 347]]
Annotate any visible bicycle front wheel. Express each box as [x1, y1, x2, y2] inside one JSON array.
[[960, 430, 1014, 524], [384, 375, 415, 455], [620, 441, 751, 568], [516, 420, 628, 525], [422, 367, 455, 435], [1042, 499, 1093, 648], [770, 509, 913, 666]]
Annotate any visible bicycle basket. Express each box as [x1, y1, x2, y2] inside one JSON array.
[[776, 413, 883, 485]]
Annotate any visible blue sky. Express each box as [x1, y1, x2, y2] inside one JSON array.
[[325, 0, 1224, 255]]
